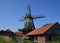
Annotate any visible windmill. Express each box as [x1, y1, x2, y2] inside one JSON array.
[[19, 4, 45, 34]]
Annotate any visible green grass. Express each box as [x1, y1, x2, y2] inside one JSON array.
[[0, 36, 17, 43], [17, 37, 37, 43], [0, 36, 37, 43], [23, 40, 37, 43], [48, 37, 60, 43]]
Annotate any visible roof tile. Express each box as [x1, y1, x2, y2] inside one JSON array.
[[26, 23, 56, 35]]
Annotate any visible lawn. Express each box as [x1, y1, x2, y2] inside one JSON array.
[[17, 37, 37, 43], [1, 36, 60, 43], [0, 36, 37, 43], [0, 36, 17, 43], [48, 36, 60, 43]]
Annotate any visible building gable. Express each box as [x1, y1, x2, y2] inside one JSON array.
[[45, 23, 60, 35]]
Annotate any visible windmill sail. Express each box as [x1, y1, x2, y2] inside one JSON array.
[[27, 4, 31, 14]]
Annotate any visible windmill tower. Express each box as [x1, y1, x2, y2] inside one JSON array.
[[19, 4, 45, 34], [24, 4, 35, 30]]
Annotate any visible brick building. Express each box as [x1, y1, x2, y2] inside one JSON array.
[[26, 22, 60, 43]]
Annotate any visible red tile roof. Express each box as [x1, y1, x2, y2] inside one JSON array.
[[15, 31, 23, 36], [26, 23, 57, 36]]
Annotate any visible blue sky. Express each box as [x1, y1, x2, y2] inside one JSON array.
[[0, 0, 60, 31]]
